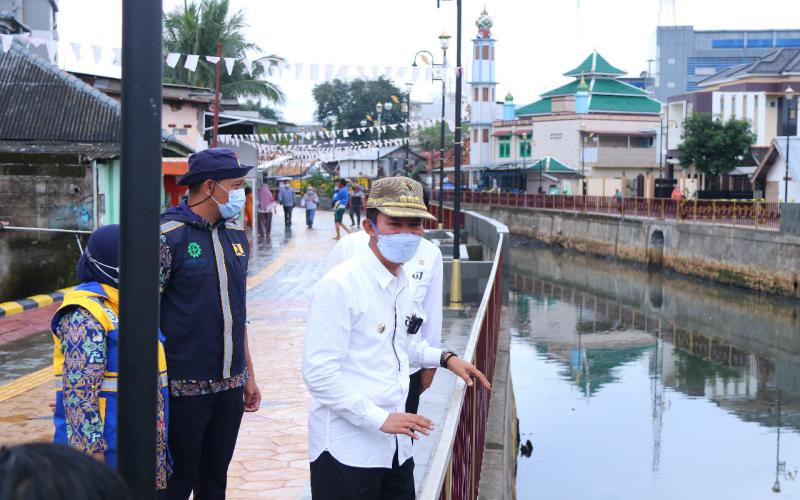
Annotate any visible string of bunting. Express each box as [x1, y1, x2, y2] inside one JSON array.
[[0, 33, 461, 82], [218, 135, 414, 162], [212, 119, 455, 144]]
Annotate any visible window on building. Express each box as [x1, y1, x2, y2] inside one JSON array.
[[776, 38, 800, 48], [474, 87, 479, 102], [731, 95, 736, 118], [519, 134, 532, 157], [482, 45, 489, 59], [482, 87, 489, 101], [483, 129, 489, 143], [498, 136, 511, 158], [492, 88, 495, 102], [474, 129, 478, 143], [475, 46, 479, 59], [549, 132, 563, 140], [747, 38, 773, 48], [711, 39, 745, 49]]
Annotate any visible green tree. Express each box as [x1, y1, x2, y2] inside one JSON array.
[[312, 77, 404, 139], [417, 122, 454, 152], [678, 113, 755, 189], [239, 99, 279, 120], [163, 0, 284, 103]]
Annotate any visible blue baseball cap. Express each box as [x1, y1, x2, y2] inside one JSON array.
[[176, 148, 253, 186]]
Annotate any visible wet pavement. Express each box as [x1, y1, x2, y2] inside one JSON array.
[[0, 212, 467, 499], [509, 239, 800, 499]]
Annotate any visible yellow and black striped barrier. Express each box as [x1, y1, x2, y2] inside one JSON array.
[[0, 287, 74, 318]]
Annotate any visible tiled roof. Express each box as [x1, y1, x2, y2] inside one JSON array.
[[589, 95, 661, 114], [591, 78, 649, 96], [0, 42, 121, 143], [564, 50, 626, 77], [515, 98, 551, 117], [0, 141, 120, 159], [541, 80, 581, 98], [698, 48, 800, 87]]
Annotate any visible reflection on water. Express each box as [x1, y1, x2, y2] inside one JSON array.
[[510, 240, 800, 499]]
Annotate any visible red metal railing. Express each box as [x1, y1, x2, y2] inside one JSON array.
[[435, 191, 782, 230], [420, 205, 505, 500]]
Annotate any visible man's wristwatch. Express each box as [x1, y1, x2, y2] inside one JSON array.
[[440, 350, 458, 368]]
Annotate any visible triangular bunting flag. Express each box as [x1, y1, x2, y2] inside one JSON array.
[[184, 54, 200, 72], [224, 57, 236, 76], [206, 55, 220, 64], [70, 42, 82, 61], [324, 64, 334, 80], [92, 45, 103, 64], [29, 37, 44, 48], [309, 64, 320, 80], [243, 58, 253, 75], [45, 40, 58, 63], [1, 34, 13, 54], [411, 66, 420, 81], [295, 63, 304, 79], [166, 52, 180, 68], [336, 65, 349, 79], [113, 47, 122, 66]]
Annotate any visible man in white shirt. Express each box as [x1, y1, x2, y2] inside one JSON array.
[[327, 214, 442, 416], [303, 177, 489, 500]]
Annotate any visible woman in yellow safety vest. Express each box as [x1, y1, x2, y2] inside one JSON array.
[[51, 224, 171, 489]]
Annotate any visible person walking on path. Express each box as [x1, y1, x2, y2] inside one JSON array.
[[303, 177, 490, 499], [302, 186, 320, 229], [257, 182, 276, 238], [158, 148, 261, 500], [278, 182, 296, 228], [51, 224, 171, 490], [331, 179, 351, 240], [349, 184, 364, 228]]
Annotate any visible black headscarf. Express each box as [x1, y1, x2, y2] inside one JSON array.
[[76, 224, 120, 287]]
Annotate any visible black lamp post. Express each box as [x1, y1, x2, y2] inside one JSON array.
[[403, 82, 412, 173]]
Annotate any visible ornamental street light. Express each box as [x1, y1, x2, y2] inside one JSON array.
[[785, 85, 794, 203], [363, 101, 394, 177], [437, 0, 464, 308], [412, 30, 451, 228], [403, 82, 413, 173]]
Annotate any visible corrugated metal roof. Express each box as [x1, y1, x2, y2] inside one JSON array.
[[0, 141, 120, 159], [0, 41, 120, 143]]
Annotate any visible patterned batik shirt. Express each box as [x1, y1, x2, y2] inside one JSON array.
[[56, 307, 171, 489], [159, 234, 249, 397]]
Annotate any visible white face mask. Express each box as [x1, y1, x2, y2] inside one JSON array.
[[370, 221, 422, 264], [212, 183, 246, 219]]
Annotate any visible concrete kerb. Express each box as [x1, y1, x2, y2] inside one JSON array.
[[0, 287, 74, 318]]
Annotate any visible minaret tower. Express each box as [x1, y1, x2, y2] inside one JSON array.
[[469, 8, 497, 168]]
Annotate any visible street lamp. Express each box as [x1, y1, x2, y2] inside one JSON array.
[[412, 30, 451, 229], [326, 114, 338, 167], [784, 85, 794, 203], [365, 101, 393, 177], [437, 0, 464, 308], [402, 82, 413, 173]]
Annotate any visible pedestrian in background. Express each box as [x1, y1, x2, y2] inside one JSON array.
[[243, 186, 253, 231], [158, 148, 261, 500], [349, 184, 364, 228], [331, 179, 351, 240], [50, 224, 170, 490], [278, 182, 296, 228], [257, 182, 276, 238], [302, 186, 320, 229]]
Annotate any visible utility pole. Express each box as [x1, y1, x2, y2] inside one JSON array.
[[450, 0, 463, 307], [211, 42, 222, 147]]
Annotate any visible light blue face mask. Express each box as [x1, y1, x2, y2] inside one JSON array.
[[370, 221, 422, 264], [212, 183, 246, 219]]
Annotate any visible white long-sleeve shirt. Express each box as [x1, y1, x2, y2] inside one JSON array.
[[326, 231, 444, 373], [303, 247, 442, 468]]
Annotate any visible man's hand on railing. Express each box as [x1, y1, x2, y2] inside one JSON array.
[[446, 356, 492, 390], [381, 413, 434, 440]]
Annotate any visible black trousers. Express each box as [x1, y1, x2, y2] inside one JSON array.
[[283, 205, 293, 226], [310, 450, 415, 500], [158, 386, 244, 500], [405, 371, 422, 414]]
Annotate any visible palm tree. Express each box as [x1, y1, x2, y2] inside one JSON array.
[[163, 0, 284, 104]]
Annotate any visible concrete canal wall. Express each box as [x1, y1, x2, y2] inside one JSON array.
[[463, 203, 800, 298]]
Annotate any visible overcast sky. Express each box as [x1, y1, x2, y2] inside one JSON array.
[[57, 0, 800, 124]]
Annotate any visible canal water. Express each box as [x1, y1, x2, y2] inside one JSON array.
[[509, 237, 800, 499]]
